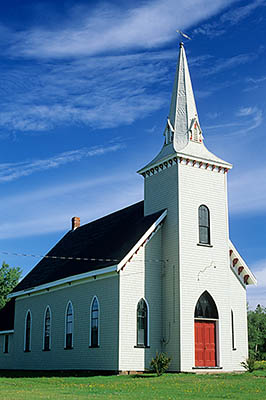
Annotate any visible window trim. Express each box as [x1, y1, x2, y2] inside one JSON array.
[[89, 295, 100, 348], [136, 298, 149, 348], [231, 310, 236, 351], [3, 334, 9, 354], [43, 305, 52, 351], [64, 301, 74, 350], [24, 310, 32, 352], [194, 291, 219, 320], [198, 205, 211, 245]]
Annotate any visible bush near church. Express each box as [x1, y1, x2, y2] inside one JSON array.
[[150, 352, 171, 376]]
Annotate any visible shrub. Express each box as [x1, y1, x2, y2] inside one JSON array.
[[255, 360, 266, 370], [241, 358, 256, 372], [150, 352, 171, 376]]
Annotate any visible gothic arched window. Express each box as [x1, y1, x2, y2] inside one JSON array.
[[65, 302, 73, 349], [90, 296, 99, 347], [43, 306, 51, 351], [231, 310, 236, 350], [24, 310, 32, 352], [137, 299, 148, 347], [199, 205, 210, 244], [194, 291, 218, 319]]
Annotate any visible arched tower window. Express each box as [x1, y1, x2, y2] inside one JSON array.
[[65, 302, 73, 349], [24, 310, 32, 352], [194, 291, 218, 319], [43, 306, 51, 351], [137, 298, 148, 347], [199, 205, 210, 244], [90, 296, 99, 347], [231, 310, 236, 350]]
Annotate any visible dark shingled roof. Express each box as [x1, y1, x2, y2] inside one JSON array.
[[0, 298, 15, 331], [13, 201, 164, 293]]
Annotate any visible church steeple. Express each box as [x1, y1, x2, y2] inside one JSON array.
[[138, 41, 232, 175], [165, 42, 202, 151]]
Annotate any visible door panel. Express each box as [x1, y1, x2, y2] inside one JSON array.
[[194, 321, 205, 366], [195, 321, 216, 367]]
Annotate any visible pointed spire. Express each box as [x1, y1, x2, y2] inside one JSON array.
[[165, 42, 203, 151]]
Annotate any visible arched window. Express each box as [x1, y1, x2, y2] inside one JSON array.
[[90, 296, 99, 347], [199, 205, 210, 244], [231, 310, 236, 350], [24, 310, 32, 352], [65, 302, 73, 349], [137, 298, 148, 347], [194, 291, 218, 319], [43, 306, 51, 351]]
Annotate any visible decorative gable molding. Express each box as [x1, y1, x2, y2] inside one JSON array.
[[229, 240, 257, 285], [140, 154, 230, 178]]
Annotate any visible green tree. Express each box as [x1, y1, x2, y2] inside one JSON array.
[[0, 261, 21, 309], [248, 304, 266, 360]]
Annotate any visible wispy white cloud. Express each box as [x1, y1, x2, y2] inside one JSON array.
[[0, 47, 254, 135], [228, 165, 266, 215], [206, 112, 221, 120], [2, 0, 236, 59], [0, 51, 171, 133], [236, 107, 257, 117], [244, 75, 266, 91], [235, 106, 263, 133], [0, 143, 123, 183], [251, 260, 266, 287], [202, 53, 254, 76], [0, 172, 142, 239], [0, 1, 251, 134], [204, 106, 263, 136], [247, 75, 266, 84], [194, 0, 266, 37], [247, 258, 266, 308]]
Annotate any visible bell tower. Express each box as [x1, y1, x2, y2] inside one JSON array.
[[138, 42, 236, 371]]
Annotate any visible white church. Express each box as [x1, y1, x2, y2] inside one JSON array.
[[0, 42, 256, 373]]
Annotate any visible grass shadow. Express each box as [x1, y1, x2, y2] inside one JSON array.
[[0, 370, 116, 378]]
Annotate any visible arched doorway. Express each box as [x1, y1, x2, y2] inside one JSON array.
[[194, 291, 218, 367]]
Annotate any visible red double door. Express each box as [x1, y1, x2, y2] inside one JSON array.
[[194, 321, 216, 367]]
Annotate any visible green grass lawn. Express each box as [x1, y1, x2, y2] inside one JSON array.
[[0, 371, 265, 400]]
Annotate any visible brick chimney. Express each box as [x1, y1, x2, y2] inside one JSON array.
[[72, 216, 80, 230]]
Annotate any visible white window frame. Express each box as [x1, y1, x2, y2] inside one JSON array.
[[64, 301, 74, 349], [89, 296, 100, 347], [24, 309, 32, 352], [3, 334, 9, 354], [198, 204, 211, 245], [136, 297, 150, 347], [43, 305, 52, 351]]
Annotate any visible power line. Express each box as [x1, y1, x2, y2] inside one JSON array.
[[0, 250, 166, 264]]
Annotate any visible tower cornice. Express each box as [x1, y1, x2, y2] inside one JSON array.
[[138, 152, 232, 178]]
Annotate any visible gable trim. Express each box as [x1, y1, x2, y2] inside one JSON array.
[[117, 209, 167, 271], [8, 265, 117, 299], [138, 154, 232, 178], [229, 240, 257, 285]]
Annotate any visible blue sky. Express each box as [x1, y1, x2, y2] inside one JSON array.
[[0, 0, 265, 308]]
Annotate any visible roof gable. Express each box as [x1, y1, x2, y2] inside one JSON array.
[[13, 201, 165, 293]]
